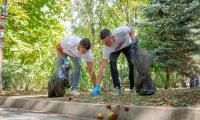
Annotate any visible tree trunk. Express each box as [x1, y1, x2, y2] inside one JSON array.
[[165, 68, 170, 89], [88, 0, 95, 46], [0, 47, 3, 94], [135, 8, 138, 19], [125, 0, 129, 24], [0, 0, 7, 94], [90, 23, 95, 45]]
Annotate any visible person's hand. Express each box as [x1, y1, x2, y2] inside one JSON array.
[[64, 55, 69, 65], [64, 59, 69, 65], [92, 84, 101, 96]]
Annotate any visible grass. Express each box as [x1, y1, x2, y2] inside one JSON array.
[[1, 88, 200, 107]]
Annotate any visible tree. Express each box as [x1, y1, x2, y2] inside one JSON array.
[[138, 0, 200, 88], [0, 0, 7, 94], [3, 0, 67, 89]]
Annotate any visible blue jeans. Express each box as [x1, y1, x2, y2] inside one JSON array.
[[55, 54, 82, 90]]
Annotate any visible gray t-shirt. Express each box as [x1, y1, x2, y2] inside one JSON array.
[[102, 26, 132, 59]]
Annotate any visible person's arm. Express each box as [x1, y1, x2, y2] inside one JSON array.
[[86, 61, 96, 85], [129, 27, 138, 48], [129, 28, 137, 41], [96, 59, 108, 84], [56, 42, 65, 59]]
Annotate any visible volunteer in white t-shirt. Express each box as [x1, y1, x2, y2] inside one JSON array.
[[92, 26, 138, 96], [56, 36, 96, 96]]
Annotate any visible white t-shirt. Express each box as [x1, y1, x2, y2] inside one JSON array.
[[60, 35, 92, 62], [102, 26, 132, 59]]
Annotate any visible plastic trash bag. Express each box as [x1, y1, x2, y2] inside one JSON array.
[[132, 46, 156, 95], [48, 64, 71, 97]]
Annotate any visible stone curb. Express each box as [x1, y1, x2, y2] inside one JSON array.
[[0, 96, 199, 120]]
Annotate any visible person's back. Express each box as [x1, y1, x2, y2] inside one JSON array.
[[92, 25, 138, 96], [48, 35, 97, 97]]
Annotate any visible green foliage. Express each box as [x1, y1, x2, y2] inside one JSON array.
[[3, 0, 66, 90], [3, 0, 199, 91], [137, 0, 200, 88]]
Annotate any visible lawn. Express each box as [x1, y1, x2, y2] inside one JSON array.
[[1, 88, 200, 107]]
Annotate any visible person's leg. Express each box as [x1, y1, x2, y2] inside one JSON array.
[[122, 46, 135, 90], [70, 57, 82, 90], [55, 54, 70, 79], [55, 54, 64, 71], [109, 50, 121, 89], [49, 54, 67, 97]]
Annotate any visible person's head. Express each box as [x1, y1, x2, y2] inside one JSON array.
[[100, 29, 115, 47], [78, 38, 91, 54]]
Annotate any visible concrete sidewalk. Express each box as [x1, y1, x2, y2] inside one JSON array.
[[0, 95, 199, 120], [0, 107, 95, 120]]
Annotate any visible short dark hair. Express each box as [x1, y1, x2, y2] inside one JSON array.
[[100, 29, 111, 40], [80, 38, 91, 50]]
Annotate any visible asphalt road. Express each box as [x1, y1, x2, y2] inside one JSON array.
[[0, 107, 95, 120]]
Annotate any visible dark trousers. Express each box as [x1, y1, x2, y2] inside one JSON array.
[[109, 45, 134, 89]]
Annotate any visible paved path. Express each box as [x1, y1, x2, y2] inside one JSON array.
[[0, 107, 95, 120]]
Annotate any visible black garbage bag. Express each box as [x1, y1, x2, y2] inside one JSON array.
[[133, 47, 156, 95], [48, 64, 71, 97]]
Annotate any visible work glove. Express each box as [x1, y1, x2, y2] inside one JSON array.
[[64, 54, 69, 65], [92, 84, 101, 96]]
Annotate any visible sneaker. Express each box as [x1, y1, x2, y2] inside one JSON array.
[[71, 89, 80, 96], [113, 87, 121, 96], [130, 87, 137, 95]]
